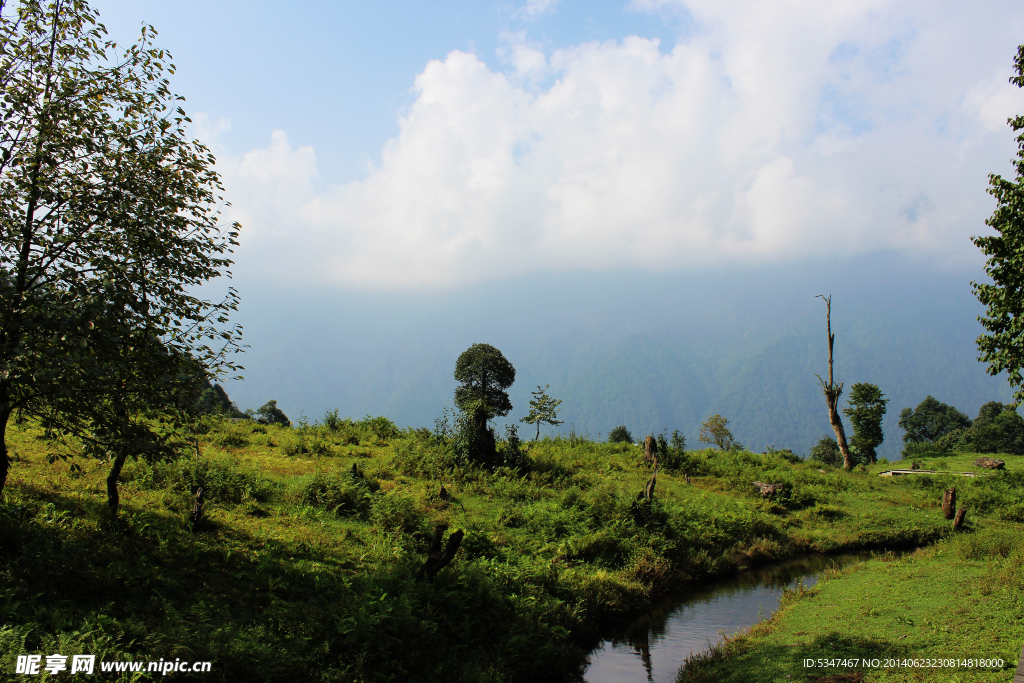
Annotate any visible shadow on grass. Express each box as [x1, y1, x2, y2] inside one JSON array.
[[0, 486, 585, 683]]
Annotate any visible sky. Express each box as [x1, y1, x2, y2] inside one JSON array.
[[90, 0, 1024, 435]]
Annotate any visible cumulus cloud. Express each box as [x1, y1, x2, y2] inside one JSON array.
[[215, 0, 1024, 289]]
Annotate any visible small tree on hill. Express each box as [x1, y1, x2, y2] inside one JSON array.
[[842, 383, 888, 464], [453, 343, 515, 465], [250, 400, 291, 427], [520, 384, 563, 441], [699, 414, 736, 450], [608, 425, 633, 444], [808, 435, 843, 467]]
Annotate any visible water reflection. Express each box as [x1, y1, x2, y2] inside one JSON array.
[[583, 552, 892, 683]]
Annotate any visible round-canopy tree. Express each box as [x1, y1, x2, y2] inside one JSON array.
[[453, 343, 515, 465], [454, 343, 515, 418], [0, 0, 243, 496]]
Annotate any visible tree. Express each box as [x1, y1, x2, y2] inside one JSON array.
[[608, 425, 632, 444], [898, 396, 971, 444], [808, 435, 843, 468], [972, 44, 1024, 408], [814, 295, 854, 470], [0, 0, 243, 497], [698, 414, 736, 450], [842, 383, 888, 464], [453, 343, 515, 465], [250, 400, 290, 427], [520, 384, 563, 441]]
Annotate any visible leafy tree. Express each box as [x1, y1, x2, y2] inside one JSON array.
[[453, 343, 515, 465], [842, 383, 888, 464], [656, 429, 687, 470], [954, 402, 1024, 455], [898, 396, 971, 444], [520, 384, 563, 441], [0, 0, 242, 496], [698, 414, 736, 450], [808, 435, 843, 468], [972, 44, 1024, 408], [249, 400, 290, 428], [454, 344, 515, 418], [608, 425, 633, 444], [814, 295, 854, 470], [196, 381, 245, 418]]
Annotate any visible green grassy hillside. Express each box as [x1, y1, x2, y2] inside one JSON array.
[[1, 417, 1020, 681]]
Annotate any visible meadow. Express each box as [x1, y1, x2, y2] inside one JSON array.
[[1, 416, 1020, 682]]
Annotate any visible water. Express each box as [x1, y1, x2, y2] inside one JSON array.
[[583, 553, 886, 683]]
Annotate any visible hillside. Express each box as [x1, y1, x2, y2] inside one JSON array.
[[2, 415, 1022, 681]]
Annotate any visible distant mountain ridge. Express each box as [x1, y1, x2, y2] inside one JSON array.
[[223, 252, 1015, 462]]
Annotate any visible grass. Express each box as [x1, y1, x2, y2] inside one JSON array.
[[677, 453, 1024, 683], [0, 418, 1018, 682]]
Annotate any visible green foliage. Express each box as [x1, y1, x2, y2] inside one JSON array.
[[952, 403, 1024, 455], [808, 435, 843, 467], [301, 471, 375, 517], [656, 429, 689, 470], [362, 415, 399, 442], [973, 45, 1024, 407], [897, 396, 971, 444], [520, 384, 564, 440], [608, 425, 633, 444], [842, 383, 888, 463], [453, 343, 516, 418], [0, 0, 242, 495], [448, 403, 499, 468], [126, 454, 278, 504], [699, 414, 736, 450], [196, 382, 246, 418], [369, 493, 424, 534], [250, 400, 291, 428]]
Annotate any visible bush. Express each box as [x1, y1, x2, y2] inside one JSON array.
[[608, 425, 633, 444], [301, 471, 374, 517], [369, 494, 423, 533], [362, 415, 399, 442], [808, 435, 843, 467], [249, 400, 291, 427]]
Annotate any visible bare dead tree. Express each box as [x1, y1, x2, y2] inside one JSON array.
[[815, 295, 854, 470], [417, 525, 464, 582]]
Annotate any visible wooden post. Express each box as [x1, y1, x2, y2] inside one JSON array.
[[942, 488, 956, 520], [953, 507, 967, 530]]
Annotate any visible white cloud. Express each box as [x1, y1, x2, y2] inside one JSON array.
[[215, 0, 1024, 289]]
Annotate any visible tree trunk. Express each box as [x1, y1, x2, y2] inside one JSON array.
[[535, 422, 540, 442], [0, 407, 10, 497], [942, 488, 956, 520], [953, 507, 967, 530], [644, 435, 657, 465], [106, 450, 128, 516], [817, 295, 854, 470]]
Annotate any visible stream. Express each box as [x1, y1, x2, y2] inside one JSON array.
[[582, 552, 894, 682]]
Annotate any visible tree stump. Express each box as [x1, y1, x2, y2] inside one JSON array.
[[942, 487, 956, 520], [753, 481, 782, 497], [644, 435, 657, 465], [974, 456, 1005, 470], [953, 507, 967, 530]]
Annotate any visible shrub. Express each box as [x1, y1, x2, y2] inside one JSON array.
[[369, 494, 423, 533], [362, 415, 399, 442], [808, 435, 842, 467], [301, 471, 374, 517], [249, 400, 291, 427], [608, 425, 633, 444]]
